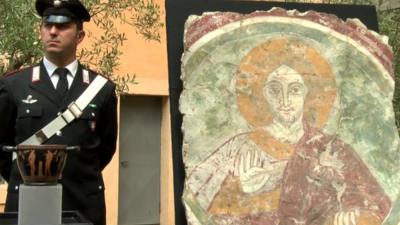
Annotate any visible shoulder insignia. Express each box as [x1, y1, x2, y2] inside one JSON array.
[[82, 69, 90, 84], [81, 65, 112, 85], [3, 66, 32, 77], [31, 66, 40, 83], [84, 67, 111, 82]]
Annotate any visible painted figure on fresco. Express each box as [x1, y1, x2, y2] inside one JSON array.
[[184, 38, 391, 225]]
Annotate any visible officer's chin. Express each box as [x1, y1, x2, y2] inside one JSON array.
[[44, 48, 66, 58], [45, 46, 62, 52]]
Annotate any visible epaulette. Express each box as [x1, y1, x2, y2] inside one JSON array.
[[79, 68, 104, 85], [86, 67, 112, 82], [3, 66, 34, 77], [87, 68, 104, 76]]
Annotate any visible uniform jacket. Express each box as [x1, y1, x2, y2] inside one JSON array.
[[0, 60, 118, 225]]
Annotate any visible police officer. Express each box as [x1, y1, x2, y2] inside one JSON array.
[[0, 1, 117, 225]]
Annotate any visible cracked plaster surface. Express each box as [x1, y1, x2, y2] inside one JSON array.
[[180, 8, 399, 225]]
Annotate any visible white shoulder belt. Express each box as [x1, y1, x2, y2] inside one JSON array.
[[21, 67, 108, 145]]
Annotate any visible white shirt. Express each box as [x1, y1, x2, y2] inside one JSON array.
[[43, 57, 78, 89]]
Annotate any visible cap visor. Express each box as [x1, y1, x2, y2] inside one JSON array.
[[43, 15, 73, 24]]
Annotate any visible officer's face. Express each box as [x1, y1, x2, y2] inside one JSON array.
[[40, 21, 85, 58]]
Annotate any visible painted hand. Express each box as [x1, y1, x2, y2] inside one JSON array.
[[334, 211, 358, 225], [239, 150, 270, 193]]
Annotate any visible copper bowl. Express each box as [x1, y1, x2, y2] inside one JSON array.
[[3, 145, 79, 185]]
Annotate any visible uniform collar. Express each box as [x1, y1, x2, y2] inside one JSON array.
[[43, 57, 78, 78]]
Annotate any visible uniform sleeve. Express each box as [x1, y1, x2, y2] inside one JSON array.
[[97, 82, 118, 170], [0, 78, 16, 182]]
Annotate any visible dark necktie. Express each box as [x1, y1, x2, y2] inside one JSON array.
[[55, 68, 69, 98]]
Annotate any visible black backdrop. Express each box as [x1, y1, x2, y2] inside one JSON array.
[[165, 1, 378, 224]]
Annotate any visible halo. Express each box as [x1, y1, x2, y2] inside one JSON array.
[[235, 37, 337, 128]]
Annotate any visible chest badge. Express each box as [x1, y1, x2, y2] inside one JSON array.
[[22, 95, 38, 104]]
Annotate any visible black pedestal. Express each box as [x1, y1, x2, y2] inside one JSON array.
[[0, 211, 92, 225]]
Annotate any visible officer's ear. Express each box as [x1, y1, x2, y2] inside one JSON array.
[[76, 29, 85, 44]]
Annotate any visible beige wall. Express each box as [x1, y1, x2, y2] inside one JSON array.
[[0, 184, 6, 212], [83, 0, 174, 224], [83, 0, 168, 96]]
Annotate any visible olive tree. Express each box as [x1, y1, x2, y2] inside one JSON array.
[[0, 0, 163, 93]]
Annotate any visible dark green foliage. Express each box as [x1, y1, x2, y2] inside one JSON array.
[[379, 8, 400, 131]]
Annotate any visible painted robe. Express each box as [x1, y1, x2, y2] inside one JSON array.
[[184, 122, 391, 225]]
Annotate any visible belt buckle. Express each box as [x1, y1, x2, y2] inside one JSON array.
[[67, 102, 83, 118]]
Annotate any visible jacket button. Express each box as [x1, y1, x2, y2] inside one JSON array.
[[26, 109, 30, 114], [98, 185, 103, 190], [15, 185, 18, 190], [56, 131, 62, 136]]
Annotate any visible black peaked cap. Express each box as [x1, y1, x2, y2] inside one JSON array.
[[36, 0, 91, 23]]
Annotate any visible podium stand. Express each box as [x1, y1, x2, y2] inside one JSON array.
[[0, 145, 88, 225], [0, 184, 92, 225], [19, 184, 62, 225]]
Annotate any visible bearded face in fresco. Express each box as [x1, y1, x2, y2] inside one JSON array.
[[263, 65, 308, 127]]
